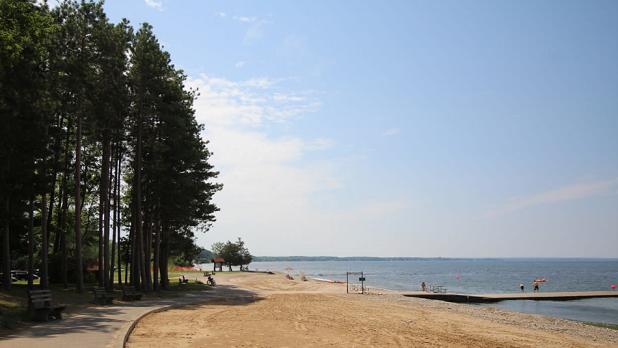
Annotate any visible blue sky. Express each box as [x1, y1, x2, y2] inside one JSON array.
[[95, 0, 617, 258]]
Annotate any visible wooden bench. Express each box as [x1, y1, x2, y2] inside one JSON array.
[[27, 290, 66, 322], [122, 286, 143, 301], [92, 287, 115, 305]]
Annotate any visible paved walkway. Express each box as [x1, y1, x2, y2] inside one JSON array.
[[0, 283, 255, 348]]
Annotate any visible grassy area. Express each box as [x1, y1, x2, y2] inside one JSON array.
[[0, 275, 212, 336], [582, 322, 618, 330]]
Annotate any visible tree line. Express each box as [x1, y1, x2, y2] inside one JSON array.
[[0, 0, 221, 293], [211, 238, 253, 271]]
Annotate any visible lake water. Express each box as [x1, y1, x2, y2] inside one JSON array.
[[202, 259, 618, 325]]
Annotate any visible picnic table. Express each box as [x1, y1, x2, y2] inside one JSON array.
[[427, 284, 447, 293]]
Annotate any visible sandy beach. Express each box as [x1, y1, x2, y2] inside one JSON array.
[[125, 272, 618, 347]]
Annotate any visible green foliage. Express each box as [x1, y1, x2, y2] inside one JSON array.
[[0, 0, 221, 293], [196, 249, 213, 263], [211, 238, 253, 270], [582, 322, 618, 331], [0, 0, 58, 290]]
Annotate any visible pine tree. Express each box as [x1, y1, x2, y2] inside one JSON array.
[[0, 0, 56, 290]]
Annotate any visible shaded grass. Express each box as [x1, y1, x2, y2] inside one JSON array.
[[0, 274, 212, 336]]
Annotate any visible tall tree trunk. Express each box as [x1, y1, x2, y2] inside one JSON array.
[[3, 157, 11, 291], [46, 115, 65, 241], [109, 206, 116, 289], [138, 221, 147, 291], [115, 146, 122, 286], [55, 116, 72, 277], [75, 113, 84, 294], [130, 210, 139, 287], [40, 125, 49, 290], [28, 198, 34, 290], [136, 113, 145, 290], [98, 200, 103, 287], [153, 203, 160, 291], [109, 142, 117, 289], [53, 178, 63, 254], [159, 222, 169, 289], [41, 188, 49, 290], [124, 222, 129, 284], [59, 169, 69, 288], [144, 213, 152, 292], [101, 132, 111, 289]]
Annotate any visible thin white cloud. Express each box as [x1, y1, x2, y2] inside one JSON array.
[[278, 34, 308, 58], [273, 93, 305, 102], [187, 72, 415, 257], [240, 77, 280, 89], [217, 14, 273, 45], [186, 74, 319, 128], [234, 16, 257, 22], [235, 61, 247, 68], [244, 23, 264, 45], [381, 128, 400, 136], [479, 178, 618, 219], [145, 0, 163, 11]]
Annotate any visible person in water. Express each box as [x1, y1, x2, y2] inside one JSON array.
[[421, 282, 426, 292], [520, 284, 524, 293], [533, 281, 539, 293]]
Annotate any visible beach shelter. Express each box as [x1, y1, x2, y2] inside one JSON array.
[[212, 258, 225, 272]]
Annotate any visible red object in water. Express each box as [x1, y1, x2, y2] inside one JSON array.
[[456, 276, 459, 279], [612, 285, 616, 289]]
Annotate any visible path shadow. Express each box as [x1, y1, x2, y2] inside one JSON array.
[[0, 283, 258, 342]]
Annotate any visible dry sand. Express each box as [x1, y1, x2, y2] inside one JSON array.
[[125, 272, 618, 348]]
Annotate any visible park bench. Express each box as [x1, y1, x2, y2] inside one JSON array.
[[122, 286, 143, 301], [92, 287, 115, 305], [27, 290, 66, 322]]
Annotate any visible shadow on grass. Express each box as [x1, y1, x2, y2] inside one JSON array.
[[0, 281, 258, 340]]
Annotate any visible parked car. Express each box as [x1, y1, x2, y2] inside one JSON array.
[[10, 270, 39, 281], [0, 273, 18, 283]]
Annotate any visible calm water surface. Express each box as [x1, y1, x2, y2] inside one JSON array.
[[231, 259, 618, 325]]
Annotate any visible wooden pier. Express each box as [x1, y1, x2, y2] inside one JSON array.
[[404, 291, 618, 303]]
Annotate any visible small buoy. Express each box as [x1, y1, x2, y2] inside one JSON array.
[[612, 285, 616, 289], [456, 276, 459, 279]]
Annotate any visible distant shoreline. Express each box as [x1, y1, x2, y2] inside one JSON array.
[[250, 256, 618, 262]]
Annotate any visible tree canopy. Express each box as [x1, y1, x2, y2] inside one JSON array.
[[0, 0, 221, 292], [211, 238, 253, 271]]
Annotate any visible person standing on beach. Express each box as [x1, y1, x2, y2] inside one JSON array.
[[421, 282, 426, 292], [533, 281, 539, 293], [520, 284, 524, 293]]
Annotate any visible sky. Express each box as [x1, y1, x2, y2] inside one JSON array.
[[92, 0, 617, 258]]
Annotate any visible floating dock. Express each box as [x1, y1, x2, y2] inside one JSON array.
[[404, 291, 618, 303]]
